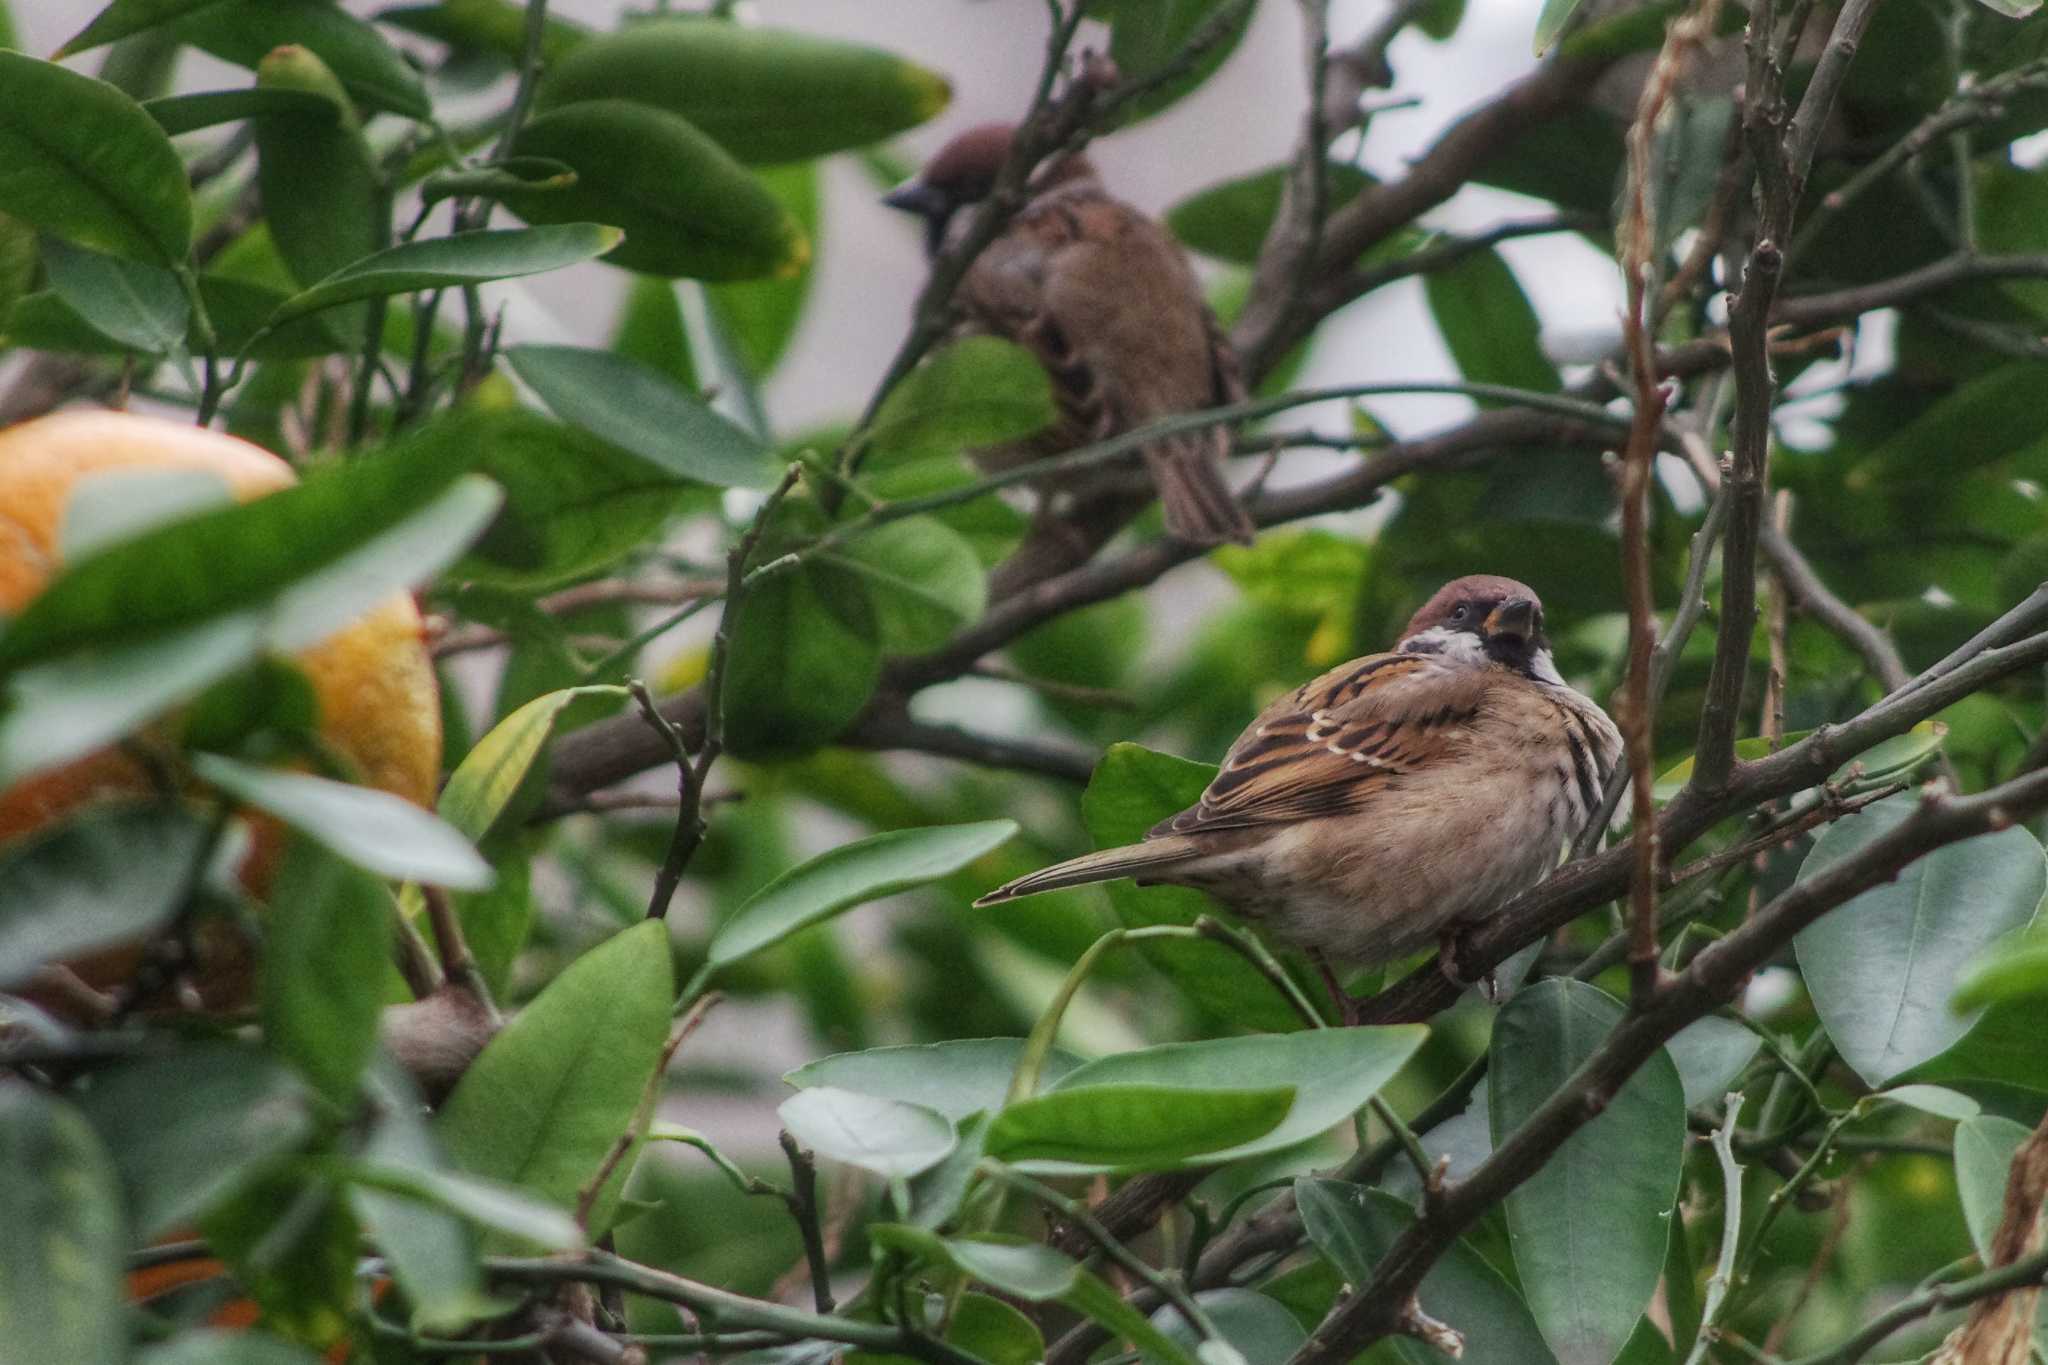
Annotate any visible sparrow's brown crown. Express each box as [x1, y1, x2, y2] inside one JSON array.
[[884, 124, 1102, 250], [1401, 574, 1547, 659]]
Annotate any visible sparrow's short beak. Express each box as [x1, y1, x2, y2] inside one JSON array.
[[882, 182, 949, 220], [1486, 597, 1538, 642]]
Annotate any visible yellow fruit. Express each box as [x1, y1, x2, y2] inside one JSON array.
[[0, 408, 442, 846]]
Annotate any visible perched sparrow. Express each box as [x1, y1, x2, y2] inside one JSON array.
[[885, 123, 1255, 552], [977, 576, 1622, 999]]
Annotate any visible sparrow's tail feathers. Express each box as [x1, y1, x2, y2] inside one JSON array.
[[1146, 439, 1254, 547], [974, 837, 1202, 907]]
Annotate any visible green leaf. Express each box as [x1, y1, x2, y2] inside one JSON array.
[[0, 802, 210, 989], [867, 337, 1055, 467], [1423, 247, 1560, 393], [950, 1293, 1044, 1365], [707, 159, 818, 380], [826, 518, 988, 653], [787, 1038, 1085, 1124], [58, 468, 229, 560], [347, 1066, 493, 1333], [534, 20, 950, 164], [436, 920, 673, 1209], [1955, 1114, 2032, 1260], [76, 1044, 314, 1238], [985, 1082, 1294, 1169], [338, 1158, 583, 1251], [143, 86, 338, 135], [503, 344, 777, 489], [439, 685, 628, 843], [1955, 925, 2048, 1012], [0, 1087, 126, 1365], [0, 415, 488, 670], [135, 1334, 324, 1365], [719, 562, 882, 761], [0, 50, 192, 263], [172, 0, 431, 119], [1533, 0, 1589, 53], [377, 0, 588, 64], [1144, 1291, 1304, 1365], [610, 274, 696, 390], [456, 408, 693, 590], [258, 841, 391, 1104], [1795, 792, 2047, 1086], [1852, 363, 2048, 487], [197, 753, 491, 890], [1652, 720, 1947, 802], [707, 820, 1019, 971], [197, 1170, 356, 1344], [503, 101, 808, 281], [1664, 1015, 1761, 1109], [1086, 0, 1255, 124], [266, 225, 623, 330], [1044, 1027, 1428, 1166], [776, 1087, 957, 1179], [1166, 164, 1374, 265], [253, 45, 387, 346], [58, 0, 231, 56], [1078, 742, 1308, 1032], [40, 235, 188, 353], [1490, 979, 1685, 1365], [1877, 1083, 1982, 1121], [1298, 1181, 1560, 1365], [418, 157, 579, 210]]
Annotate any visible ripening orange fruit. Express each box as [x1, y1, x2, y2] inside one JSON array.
[[0, 409, 443, 1004]]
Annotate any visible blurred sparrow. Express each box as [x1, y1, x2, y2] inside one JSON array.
[[977, 575, 1622, 1008], [885, 122, 1256, 552]]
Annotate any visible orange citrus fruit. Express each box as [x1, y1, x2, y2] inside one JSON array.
[[0, 410, 443, 1003]]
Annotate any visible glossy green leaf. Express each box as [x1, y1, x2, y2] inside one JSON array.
[[1878, 1083, 1982, 1121], [707, 820, 1018, 970], [0, 414, 487, 671], [1424, 247, 1560, 393], [1166, 163, 1374, 265], [776, 1087, 956, 1179], [503, 101, 808, 281], [6, 273, 345, 359], [456, 408, 692, 590], [1795, 792, 2046, 1086], [1533, 0, 1589, 53], [535, 20, 949, 164], [0, 802, 210, 989], [1144, 1290, 1304, 1365], [786, 1038, 1085, 1124], [0, 1087, 125, 1365], [866, 336, 1054, 467], [707, 160, 818, 380], [347, 1066, 492, 1332], [504, 344, 777, 489], [40, 235, 188, 354], [143, 86, 337, 135], [826, 517, 988, 653], [1665, 1015, 1761, 1109], [1299, 1181, 1560, 1365], [1044, 1027, 1427, 1167], [172, 0, 431, 119], [1491, 979, 1685, 1365], [1955, 926, 2048, 1012], [266, 225, 622, 330], [0, 50, 191, 263], [1079, 742, 1309, 1032], [76, 1045, 314, 1238], [338, 1157, 582, 1251], [258, 842, 391, 1104], [719, 562, 882, 761], [436, 921, 673, 1209], [949, 1293, 1044, 1365], [439, 685, 629, 843], [985, 1082, 1293, 1169], [253, 45, 386, 346], [418, 157, 578, 210], [197, 753, 491, 890], [377, 0, 588, 64], [1956, 1114, 2032, 1259], [58, 0, 228, 56]]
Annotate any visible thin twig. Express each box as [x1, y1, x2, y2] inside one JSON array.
[[779, 1132, 835, 1314], [422, 886, 499, 1025], [1680, 1095, 1746, 1365], [575, 992, 720, 1231]]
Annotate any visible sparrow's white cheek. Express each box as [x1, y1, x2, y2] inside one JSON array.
[[1400, 626, 1490, 666]]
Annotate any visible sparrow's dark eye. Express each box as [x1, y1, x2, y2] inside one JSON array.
[[1450, 604, 1470, 623]]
